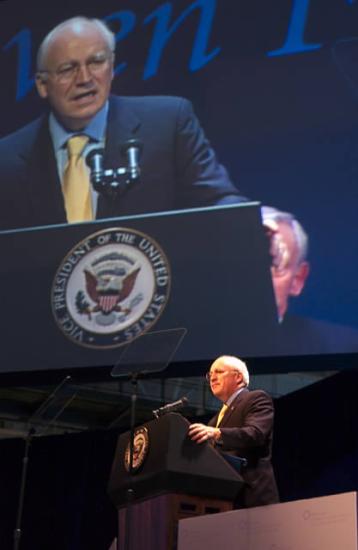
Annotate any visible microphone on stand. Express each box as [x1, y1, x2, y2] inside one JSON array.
[[122, 139, 142, 181], [153, 396, 188, 419], [86, 148, 105, 190], [86, 140, 142, 196]]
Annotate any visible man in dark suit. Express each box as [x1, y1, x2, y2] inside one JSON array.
[[0, 16, 242, 231], [188, 355, 279, 508]]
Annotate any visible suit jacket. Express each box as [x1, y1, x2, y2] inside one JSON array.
[[209, 388, 279, 508], [0, 95, 242, 231], [278, 314, 358, 355]]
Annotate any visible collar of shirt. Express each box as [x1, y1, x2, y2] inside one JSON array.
[[226, 387, 245, 407], [49, 101, 109, 152]]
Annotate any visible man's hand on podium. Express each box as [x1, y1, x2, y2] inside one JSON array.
[[188, 423, 221, 444]]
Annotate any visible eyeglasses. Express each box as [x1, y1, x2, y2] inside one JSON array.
[[38, 51, 113, 84], [205, 369, 237, 382]]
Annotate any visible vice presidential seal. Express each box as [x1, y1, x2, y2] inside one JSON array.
[[51, 227, 170, 348], [124, 426, 149, 472]]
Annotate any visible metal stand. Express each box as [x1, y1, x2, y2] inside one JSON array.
[[124, 373, 138, 550], [12, 376, 74, 550], [13, 428, 34, 550]]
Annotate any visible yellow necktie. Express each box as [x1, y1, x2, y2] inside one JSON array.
[[63, 135, 93, 223], [216, 403, 228, 427]]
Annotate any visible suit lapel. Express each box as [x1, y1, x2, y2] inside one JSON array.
[[104, 96, 141, 164], [219, 388, 249, 427], [97, 96, 141, 218], [21, 115, 66, 225]]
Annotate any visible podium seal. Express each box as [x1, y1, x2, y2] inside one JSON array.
[[124, 426, 149, 472], [51, 227, 171, 349]]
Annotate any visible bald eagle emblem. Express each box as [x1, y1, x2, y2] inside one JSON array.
[[75, 252, 142, 324]]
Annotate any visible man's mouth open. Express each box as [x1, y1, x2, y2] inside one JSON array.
[[72, 90, 97, 103]]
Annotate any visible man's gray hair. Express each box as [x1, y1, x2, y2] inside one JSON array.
[[261, 205, 308, 265], [37, 16, 115, 71], [216, 355, 250, 387]]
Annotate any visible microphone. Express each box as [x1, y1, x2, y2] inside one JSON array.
[[122, 139, 142, 181], [153, 396, 188, 419], [86, 148, 105, 190]]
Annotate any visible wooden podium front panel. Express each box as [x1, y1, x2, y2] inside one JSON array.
[[117, 493, 233, 550]]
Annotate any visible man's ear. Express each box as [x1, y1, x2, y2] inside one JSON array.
[[290, 261, 310, 297], [236, 372, 243, 386], [35, 74, 48, 99]]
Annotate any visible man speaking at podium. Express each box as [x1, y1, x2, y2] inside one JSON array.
[[189, 355, 279, 508], [0, 16, 242, 231]]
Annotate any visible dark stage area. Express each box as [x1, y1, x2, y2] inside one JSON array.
[[1, 369, 358, 550]]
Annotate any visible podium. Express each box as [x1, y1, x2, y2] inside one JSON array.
[[108, 413, 244, 550], [0, 202, 278, 376]]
